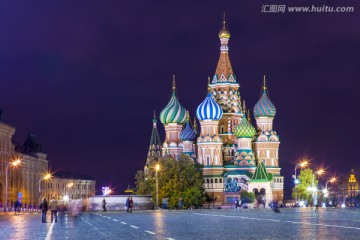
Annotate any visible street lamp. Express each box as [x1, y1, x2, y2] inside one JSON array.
[[310, 169, 324, 207], [155, 164, 160, 209], [312, 169, 325, 187], [323, 177, 336, 197], [65, 180, 83, 199], [5, 159, 22, 212], [66, 182, 74, 199], [39, 172, 52, 201], [63, 182, 74, 201], [294, 160, 308, 202]]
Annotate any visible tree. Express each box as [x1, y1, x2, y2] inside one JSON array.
[[135, 170, 154, 195], [135, 154, 206, 209], [292, 168, 318, 204], [240, 190, 255, 203]]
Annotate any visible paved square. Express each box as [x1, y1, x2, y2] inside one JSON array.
[[1, 208, 359, 239]]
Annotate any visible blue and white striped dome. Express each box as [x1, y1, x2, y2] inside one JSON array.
[[196, 93, 223, 121], [180, 122, 196, 141]]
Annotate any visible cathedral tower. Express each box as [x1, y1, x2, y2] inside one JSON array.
[[144, 112, 162, 174], [196, 80, 223, 175], [209, 15, 242, 162], [179, 112, 197, 159], [233, 105, 256, 168], [252, 76, 283, 201], [160, 76, 187, 159]]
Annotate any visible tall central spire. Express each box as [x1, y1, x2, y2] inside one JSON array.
[[145, 111, 162, 172], [212, 13, 236, 84]]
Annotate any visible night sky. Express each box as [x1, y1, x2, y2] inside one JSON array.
[[1, 1, 359, 196]]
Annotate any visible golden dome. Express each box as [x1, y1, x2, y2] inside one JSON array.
[[218, 23, 230, 39]]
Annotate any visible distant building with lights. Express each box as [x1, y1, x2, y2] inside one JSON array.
[[0, 112, 48, 207], [347, 169, 358, 198], [0, 110, 96, 207], [45, 171, 96, 201], [145, 17, 283, 205]]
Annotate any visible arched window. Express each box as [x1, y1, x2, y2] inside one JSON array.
[[210, 179, 213, 183], [215, 179, 218, 183], [220, 124, 225, 133], [206, 179, 209, 183], [220, 178, 223, 183]]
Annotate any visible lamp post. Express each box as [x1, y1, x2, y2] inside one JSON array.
[[312, 169, 324, 187], [62, 182, 75, 202], [64, 179, 83, 200], [310, 169, 324, 207], [155, 164, 160, 209], [5, 159, 21, 212], [67, 182, 74, 199], [325, 177, 336, 191], [38, 173, 52, 202], [323, 177, 336, 199], [294, 161, 308, 203]]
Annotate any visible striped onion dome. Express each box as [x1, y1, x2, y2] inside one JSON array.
[[160, 82, 187, 124], [180, 121, 196, 141], [234, 113, 256, 138], [196, 92, 223, 121], [253, 79, 276, 118]]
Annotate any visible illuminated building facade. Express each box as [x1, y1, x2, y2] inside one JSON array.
[[0, 114, 48, 207], [0, 111, 96, 207], [45, 171, 96, 201], [146, 17, 284, 204], [347, 169, 358, 198]]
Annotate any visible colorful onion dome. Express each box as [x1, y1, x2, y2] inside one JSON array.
[[160, 78, 187, 124], [234, 113, 256, 138], [253, 76, 276, 118], [218, 14, 230, 39], [196, 92, 223, 121], [180, 121, 196, 141]]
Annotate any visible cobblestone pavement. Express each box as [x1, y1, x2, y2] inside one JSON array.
[[1, 208, 360, 240]]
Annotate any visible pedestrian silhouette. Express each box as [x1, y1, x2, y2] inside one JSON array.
[[126, 197, 130, 213], [49, 197, 58, 223], [102, 198, 107, 212], [40, 198, 48, 223], [129, 197, 134, 213]]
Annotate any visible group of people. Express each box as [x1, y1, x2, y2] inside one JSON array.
[[39, 197, 58, 223], [102, 197, 134, 213], [126, 197, 134, 213], [0, 201, 39, 212], [38, 196, 136, 223]]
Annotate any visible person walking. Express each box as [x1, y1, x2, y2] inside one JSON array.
[[40, 198, 48, 223], [14, 200, 18, 214], [126, 197, 130, 213], [314, 193, 319, 212], [102, 198, 107, 212], [129, 197, 134, 213], [49, 197, 58, 223]]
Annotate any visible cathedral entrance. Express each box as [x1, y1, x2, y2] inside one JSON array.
[[253, 188, 266, 207]]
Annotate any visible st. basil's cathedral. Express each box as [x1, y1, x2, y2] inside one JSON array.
[[145, 17, 284, 205]]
